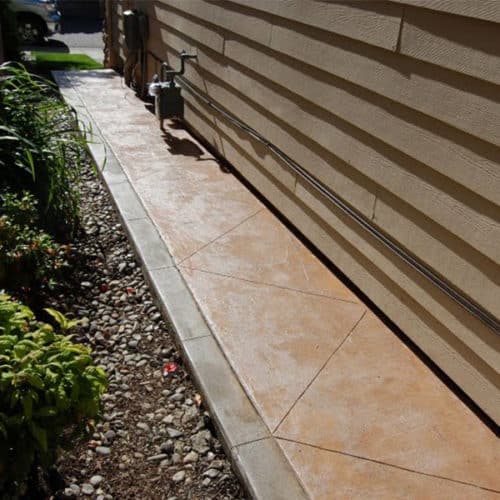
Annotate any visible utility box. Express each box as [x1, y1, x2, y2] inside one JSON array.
[[154, 81, 184, 120], [148, 51, 197, 124], [123, 9, 147, 52]]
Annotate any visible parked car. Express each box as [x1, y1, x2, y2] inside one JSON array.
[[10, 0, 61, 43]]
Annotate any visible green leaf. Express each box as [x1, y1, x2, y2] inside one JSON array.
[[44, 308, 80, 331], [23, 372, 45, 390]]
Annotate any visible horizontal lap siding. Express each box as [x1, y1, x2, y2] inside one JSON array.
[[115, 0, 500, 423], [213, 0, 404, 50], [400, 6, 500, 85], [391, 0, 500, 23]]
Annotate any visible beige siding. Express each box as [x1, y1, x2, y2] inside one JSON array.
[[229, 0, 404, 50], [393, 0, 500, 23], [400, 6, 500, 85], [267, 22, 500, 148], [111, 0, 500, 423]]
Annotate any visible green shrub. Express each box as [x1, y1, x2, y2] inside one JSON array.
[[0, 294, 107, 496], [0, 191, 71, 294], [0, 62, 88, 239]]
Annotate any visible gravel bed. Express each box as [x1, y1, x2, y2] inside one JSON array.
[[48, 158, 246, 499]]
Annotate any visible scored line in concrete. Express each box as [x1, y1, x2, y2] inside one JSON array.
[[55, 70, 308, 500]]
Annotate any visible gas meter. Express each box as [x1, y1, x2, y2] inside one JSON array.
[[148, 51, 197, 124]]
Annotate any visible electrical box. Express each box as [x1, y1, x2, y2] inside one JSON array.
[[123, 9, 147, 52]]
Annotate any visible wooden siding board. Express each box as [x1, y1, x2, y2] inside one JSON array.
[[268, 22, 500, 149], [373, 193, 500, 318], [223, 38, 500, 208], [229, 0, 403, 50], [393, 0, 500, 23], [157, 0, 273, 47], [152, 3, 224, 53], [148, 18, 198, 57], [400, 6, 500, 86]]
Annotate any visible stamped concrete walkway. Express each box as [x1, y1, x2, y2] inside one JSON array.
[[56, 70, 499, 499]]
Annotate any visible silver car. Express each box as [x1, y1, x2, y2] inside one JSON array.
[[11, 0, 61, 43]]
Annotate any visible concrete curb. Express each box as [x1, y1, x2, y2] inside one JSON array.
[[55, 71, 308, 500]]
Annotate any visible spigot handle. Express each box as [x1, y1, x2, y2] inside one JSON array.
[[179, 51, 197, 75], [159, 50, 197, 83]]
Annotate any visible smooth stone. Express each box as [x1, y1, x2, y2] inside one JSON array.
[[96, 446, 111, 455], [136, 422, 150, 432], [90, 475, 103, 486], [203, 468, 219, 478], [104, 430, 116, 441], [172, 470, 186, 483], [167, 427, 183, 438], [183, 451, 198, 464], [81, 483, 95, 495], [69, 484, 80, 495], [147, 454, 167, 462]]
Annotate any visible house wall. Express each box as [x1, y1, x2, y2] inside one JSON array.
[[109, 0, 500, 423]]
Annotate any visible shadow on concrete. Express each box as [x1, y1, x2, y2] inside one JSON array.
[[161, 129, 205, 158]]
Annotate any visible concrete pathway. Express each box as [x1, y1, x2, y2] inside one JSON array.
[[56, 70, 499, 499]]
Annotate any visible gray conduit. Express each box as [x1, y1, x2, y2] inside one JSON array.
[[174, 73, 499, 336]]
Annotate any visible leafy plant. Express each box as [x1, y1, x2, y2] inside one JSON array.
[[0, 191, 71, 294], [0, 62, 89, 238], [0, 294, 107, 497]]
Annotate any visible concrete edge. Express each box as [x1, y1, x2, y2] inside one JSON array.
[[55, 70, 309, 500]]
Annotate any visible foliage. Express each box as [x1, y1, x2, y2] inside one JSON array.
[[0, 191, 71, 294], [0, 62, 88, 239], [0, 294, 107, 497]]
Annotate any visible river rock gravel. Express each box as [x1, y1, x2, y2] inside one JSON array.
[[49, 157, 246, 499]]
